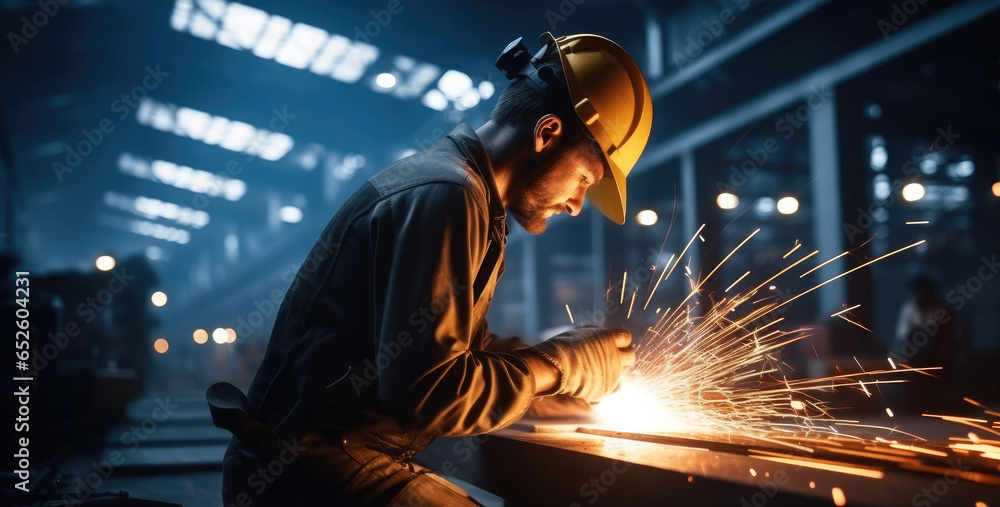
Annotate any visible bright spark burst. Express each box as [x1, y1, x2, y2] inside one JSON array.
[[595, 227, 930, 440]]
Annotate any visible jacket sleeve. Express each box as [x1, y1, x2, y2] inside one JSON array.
[[481, 326, 531, 354], [370, 182, 536, 436]]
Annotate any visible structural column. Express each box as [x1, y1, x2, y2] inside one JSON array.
[[808, 91, 847, 313]]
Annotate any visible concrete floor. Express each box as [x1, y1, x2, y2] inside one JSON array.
[[51, 390, 501, 507]]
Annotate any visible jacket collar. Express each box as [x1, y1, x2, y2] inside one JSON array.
[[445, 123, 508, 236]]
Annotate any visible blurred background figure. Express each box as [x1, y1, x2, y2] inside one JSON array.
[[893, 273, 966, 413]]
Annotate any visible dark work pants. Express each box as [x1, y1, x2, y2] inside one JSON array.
[[221, 434, 483, 507]]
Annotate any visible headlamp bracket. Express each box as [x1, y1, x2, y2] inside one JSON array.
[[494, 34, 596, 142], [495, 36, 557, 94]]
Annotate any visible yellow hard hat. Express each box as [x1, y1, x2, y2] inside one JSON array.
[[495, 32, 653, 224], [541, 32, 653, 225]]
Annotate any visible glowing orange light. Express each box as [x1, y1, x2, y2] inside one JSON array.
[[832, 487, 846, 506], [153, 338, 169, 354], [193, 329, 208, 344], [151, 291, 168, 307]]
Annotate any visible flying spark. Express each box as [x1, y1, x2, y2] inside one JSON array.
[[831, 304, 861, 317], [621, 271, 628, 304], [595, 228, 928, 442]]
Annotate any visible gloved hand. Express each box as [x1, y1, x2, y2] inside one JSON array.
[[531, 326, 634, 403]]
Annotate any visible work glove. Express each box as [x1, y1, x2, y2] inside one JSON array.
[[531, 326, 635, 404]]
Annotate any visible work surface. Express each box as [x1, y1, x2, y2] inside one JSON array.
[[419, 416, 1000, 506], [10, 391, 1000, 506]]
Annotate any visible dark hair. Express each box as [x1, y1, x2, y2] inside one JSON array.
[[488, 50, 590, 146]]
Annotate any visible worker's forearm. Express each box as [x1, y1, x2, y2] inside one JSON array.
[[514, 349, 561, 396]]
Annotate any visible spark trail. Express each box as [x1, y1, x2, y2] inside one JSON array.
[[597, 228, 931, 441]]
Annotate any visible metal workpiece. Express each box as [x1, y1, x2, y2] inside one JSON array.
[[419, 418, 1000, 507]]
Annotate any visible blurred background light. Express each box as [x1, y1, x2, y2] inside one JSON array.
[[864, 102, 883, 119], [375, 72, 397, 89], [151, 291, 168, 307], [193, 329, 209, 345], [330, 153, 367, 180], [873, 174, 891, 200], [136, 98, 295, 161], [167, 0, 503, 111], [459, 89, 481, 109], [478, 81, 495, 100], [869, 146, 888, 171], [421, 89, 449, 111], [437, 70, 473, 99], [717, 192, 739, 209], [872, 206, 889, 222], [129, 220, 192, 245], [153, 338, 170, 354], [868, 135, 887, 171], [212, 328, 228, 344], [919, 157, 938, 175], [95, 255, 116, 271], [636, 209, 658, 226], [279, 205, 304, 223], [902, 182, 926, 202], [946, 157, 975, 179], [755, 197, 775, 216], [776, 197, 799, 215], [385, 59, 441, 99], [145, 246, 164, 261], [171, 0, 381, 84], [104, 191, 211, 229], [118, 153, 248, 202]]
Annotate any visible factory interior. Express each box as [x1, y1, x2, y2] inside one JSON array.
[[2, 0, 1000, 505]]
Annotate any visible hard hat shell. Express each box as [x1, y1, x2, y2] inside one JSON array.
[[541, 32, 653, 225]]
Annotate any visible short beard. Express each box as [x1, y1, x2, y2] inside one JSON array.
[[507, 154, 564, 235]]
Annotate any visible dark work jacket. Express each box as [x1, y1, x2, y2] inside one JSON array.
[[245, 124, 535, 457]]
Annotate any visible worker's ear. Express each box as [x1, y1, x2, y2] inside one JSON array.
[[533, 114, 564, 155]]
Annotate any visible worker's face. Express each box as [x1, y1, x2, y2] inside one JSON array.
[[508, 116, 606, 235]]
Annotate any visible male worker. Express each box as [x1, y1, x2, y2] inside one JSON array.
[[220, 32, 653, 506]]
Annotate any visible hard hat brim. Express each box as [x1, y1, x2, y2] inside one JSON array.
[[586, 156, 627, 225], [541, 31, 648, 226]]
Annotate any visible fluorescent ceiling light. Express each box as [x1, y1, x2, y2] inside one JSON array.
[[104, 191, 211, 229], [118, 152, 247, 201], [129, 219, 192, 245], [169, 0, 493, 110], [170, 0, 379, 84], [136, 98, 294, 161]]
